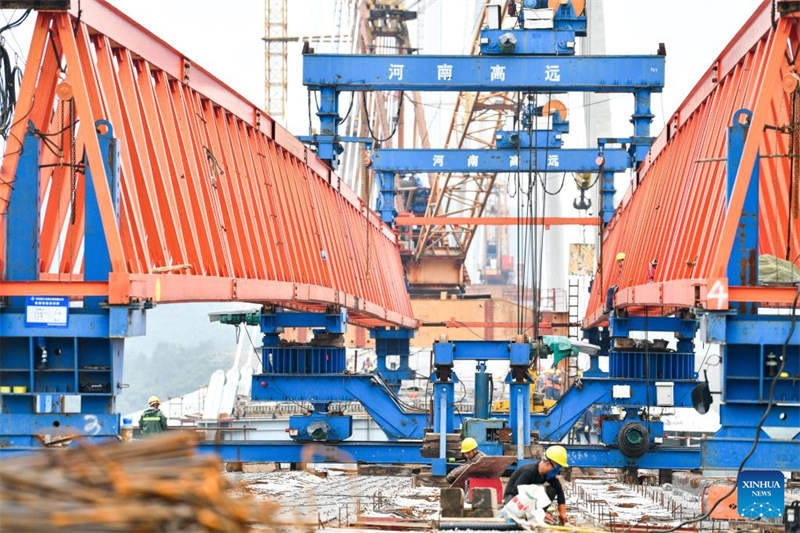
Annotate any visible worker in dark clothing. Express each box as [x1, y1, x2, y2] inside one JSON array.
[[446, 437, 486, 483], [503, 445, 569, 525], [138, 395, 168, 436], [647, 258, 658, 283]]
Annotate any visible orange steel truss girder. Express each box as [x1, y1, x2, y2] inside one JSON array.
[[585, 1, 800, 328], [0, 2, 415, 329]]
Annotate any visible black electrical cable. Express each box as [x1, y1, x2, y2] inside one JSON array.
[[361, 91, 404, 144], [772, 0, 778, 29], [0, 9, 30, 34], [658, 284, 800, 533], [339, 91, 355, 124], [541, 172, 567, 196], [0, 9, 30, 139], [531, 92, 542, 344], [307, 89, 313, 135]]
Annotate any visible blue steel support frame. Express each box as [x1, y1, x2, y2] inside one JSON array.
[[376, 171, 397, 225], [479, 0, 586, 56], [304, 55, 664, 92], [726, 109, 760, 294], [430, 340, 532, 473], [371, 148, 629, 174], [371, 327, 415, 390], [251, 374, 431, 439], [304, 53, 662, 166], [631, 90, 655, 163], [600, 171, 615, 225], [0, 121, 146, 451], [6, 123, 40, 307], [196, 436, 798, 470], [495, 111, 568, 150], [315, 87, 341, 165], [532, 378, 698, 441], [260, 308, 348, 334]]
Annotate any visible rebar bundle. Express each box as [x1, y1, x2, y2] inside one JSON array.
[[0, 432, 278, 532]]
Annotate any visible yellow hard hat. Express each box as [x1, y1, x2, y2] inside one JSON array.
[[545, 445, 569, 467], [615, 252, 626, 261], [147, 395, 161, 405], [461, 437, 478, 453]]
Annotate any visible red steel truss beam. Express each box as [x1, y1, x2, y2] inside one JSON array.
[[0, 2, 415, 329], [585, 1, 800, 327], [395, 215, 601, 226]]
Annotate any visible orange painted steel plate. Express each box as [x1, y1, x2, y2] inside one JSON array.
[[548, 0, 585, 16], [542, 99, 568, 120]]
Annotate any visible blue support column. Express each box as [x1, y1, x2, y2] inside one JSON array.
[[726, 109, 760, 299], [372, 327, 414, 390], [84, 120, 120, 309], [600, 171, 615, 225], [582, 327, 609, 376], [376, 171, 397, 225], [631, 90, 655, 163], [315, 87, 342, 168], [259, 308, 348, 375], [474, 362, 490, 419], [432, 381, 455, 476], [509, 383, 531, 459], [5, 124, 40, 307]]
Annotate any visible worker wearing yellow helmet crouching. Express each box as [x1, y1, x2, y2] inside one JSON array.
[[138, 396, 168, 436], [445, 437, 486, 484], [502, 445, 570, 525]]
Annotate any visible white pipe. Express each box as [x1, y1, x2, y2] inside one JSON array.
[[516, 388, 524, 461], [439, 389, 447, 459]]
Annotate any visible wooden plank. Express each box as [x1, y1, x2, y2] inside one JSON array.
[[449, 455, 517, 490]]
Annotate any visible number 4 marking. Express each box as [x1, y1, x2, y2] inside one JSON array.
[[707, 278, 728, 310]]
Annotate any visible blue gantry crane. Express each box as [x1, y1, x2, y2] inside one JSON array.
[[199, 0, 800, 480]]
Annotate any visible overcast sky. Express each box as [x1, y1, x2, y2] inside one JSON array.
[[0, 0, 762, 172]]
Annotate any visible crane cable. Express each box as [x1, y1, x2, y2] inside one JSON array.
[[0, 9, 30, 139]]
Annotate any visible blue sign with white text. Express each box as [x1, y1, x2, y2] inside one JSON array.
[[738, 470, 784, 518], [25, 296, 69, 328]]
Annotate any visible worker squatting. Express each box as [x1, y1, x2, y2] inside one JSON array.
[[447, 438, 570, 525]]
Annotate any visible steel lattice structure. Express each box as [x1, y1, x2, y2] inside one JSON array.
[[414, 3, 513, 269], [586, 0, 800, 326], [0, 1, 415, 328]]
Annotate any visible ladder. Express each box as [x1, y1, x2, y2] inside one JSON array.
[[567, 278, 580, 340]]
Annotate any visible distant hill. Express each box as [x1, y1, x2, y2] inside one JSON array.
[[118, 302, 259, 415]]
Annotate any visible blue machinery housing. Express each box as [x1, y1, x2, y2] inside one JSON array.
[[2, 0, 799, 476]]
